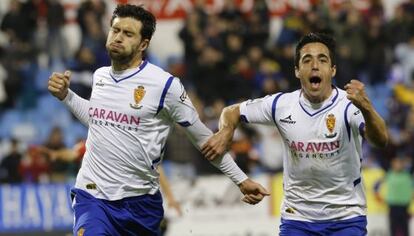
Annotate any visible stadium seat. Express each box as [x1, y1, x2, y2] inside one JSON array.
[[0, 110, 24, 139], [35, 68, 52, 93]]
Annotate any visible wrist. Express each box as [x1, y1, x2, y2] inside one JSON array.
[[237, 177, 250, 187], [58, 90, 68, 101]]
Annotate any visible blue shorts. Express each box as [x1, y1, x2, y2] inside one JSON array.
[[280, 216, 367, 236], [72, 188, 164, 236]]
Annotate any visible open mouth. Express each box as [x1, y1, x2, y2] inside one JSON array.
[[309, 76, 322, 89]]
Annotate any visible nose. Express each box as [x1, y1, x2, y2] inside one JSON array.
[[113, 33, 123, 43], [311, 60, 319, 70]]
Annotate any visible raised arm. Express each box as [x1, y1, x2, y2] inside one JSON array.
[[345, 80, 388, 147], [48, 70, 90, 126]]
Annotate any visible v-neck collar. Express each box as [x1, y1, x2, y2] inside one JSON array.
[[109, 60, 148, 83], [299, 86, 338, 117]]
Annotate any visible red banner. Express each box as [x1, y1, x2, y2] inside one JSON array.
[[121, 0, 370, 19]]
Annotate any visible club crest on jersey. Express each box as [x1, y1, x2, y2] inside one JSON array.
[[130, 85, 145, 109], [325, 113, 337, 138]]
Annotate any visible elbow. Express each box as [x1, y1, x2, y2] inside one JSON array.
[[373, 132, 389, 148]]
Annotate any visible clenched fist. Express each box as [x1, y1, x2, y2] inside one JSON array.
[[344, 79, 371, 110], [48, 71, 71, 100]]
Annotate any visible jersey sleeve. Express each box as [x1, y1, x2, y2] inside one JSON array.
[[239, 93, 280, 125], [347, 103, 366, 138], [164, 77, 199, 125], [182, 119, 248, 185], [62, 89, 90, 126]]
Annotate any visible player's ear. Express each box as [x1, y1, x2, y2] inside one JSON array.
[[331, 65, 336, 77], [139, 39, 150, 52], [294, 66, 300, 79]]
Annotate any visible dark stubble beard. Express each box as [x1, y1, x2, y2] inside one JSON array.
[[108, 49, 136, 65]]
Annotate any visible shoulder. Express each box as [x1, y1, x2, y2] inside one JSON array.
[[335, 88, 359, 112], [93, 66, 111, 76], [274, 89, 300, 107], [143, 61, 174, 83]]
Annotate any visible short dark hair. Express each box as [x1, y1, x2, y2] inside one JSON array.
[[111, 4, 156, 41], [294, 33, 336, 68]]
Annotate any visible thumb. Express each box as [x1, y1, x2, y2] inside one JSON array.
[[64, 70, 72, 80], [258, 186, 271, 196]]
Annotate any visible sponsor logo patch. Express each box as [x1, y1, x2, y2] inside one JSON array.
[[279, 115, 296, 124]]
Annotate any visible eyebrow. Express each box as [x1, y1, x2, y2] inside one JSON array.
[[111, 26, 136, 34], [301, 53, 329, 61]]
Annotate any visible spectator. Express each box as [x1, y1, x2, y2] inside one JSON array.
[[0, 138, 23, 183], [374, 155, 413, 236]]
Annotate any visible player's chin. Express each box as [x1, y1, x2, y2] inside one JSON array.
[[108, 51, 125, 60]]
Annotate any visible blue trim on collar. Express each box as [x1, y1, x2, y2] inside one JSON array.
[[299, 87, 339, 117], [156, 76, 174, 115], [109, 60, 148, 83]]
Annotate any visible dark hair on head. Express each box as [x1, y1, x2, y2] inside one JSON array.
[[294, 32, 336, 68], [111, 4, 156, 40]]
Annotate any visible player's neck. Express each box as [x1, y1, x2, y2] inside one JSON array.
[[111, 56, 143, 72], [303, 87, 333, 104]]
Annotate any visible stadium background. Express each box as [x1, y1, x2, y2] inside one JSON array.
[[0, 0, 413, 235]]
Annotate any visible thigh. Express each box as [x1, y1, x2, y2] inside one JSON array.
[[120, 192, 164, 236], [72, 189, 119, 236]]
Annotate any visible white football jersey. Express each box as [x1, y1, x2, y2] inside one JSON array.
[[67, 61, 247, 200], [75, 61, 200, 200], [61, 59, 247, 201], [240, 87, 366, 221]]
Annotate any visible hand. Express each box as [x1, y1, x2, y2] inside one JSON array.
[[48, 70, 71, 100], [201, 129, 233, 161], [344, 80, 371, 111], [167, 199, 183, 217], [238, 178, 270, 205]]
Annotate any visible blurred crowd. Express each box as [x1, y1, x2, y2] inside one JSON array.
[[0, 0, 414, 184]]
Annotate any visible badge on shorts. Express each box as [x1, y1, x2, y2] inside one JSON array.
[[130, 85, 145, 109], [325, 113, 337, 138]]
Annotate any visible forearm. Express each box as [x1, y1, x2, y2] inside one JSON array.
[[210, 153, 248, 185], [218, 104, 241, 138], [185, 119, 248, 184], [361, 105, 388, 147], [158, 166, 174, 202], [62, 89, 90, 126]]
